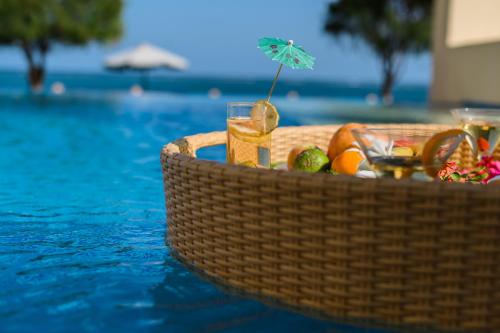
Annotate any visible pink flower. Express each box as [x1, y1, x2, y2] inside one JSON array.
[[437, 161, 459, 179], [478, 156, 500, 182], [437, 157, 500, 184]]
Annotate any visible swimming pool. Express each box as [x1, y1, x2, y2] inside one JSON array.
[[0, 91, 446, 332]]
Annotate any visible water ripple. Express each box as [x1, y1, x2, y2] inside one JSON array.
[[0, 93, 394, 333]]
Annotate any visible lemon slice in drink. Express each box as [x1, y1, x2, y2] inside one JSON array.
[[250, 100, 279, 134], [227, 118, 270, 144], [422, 129, 470, 177]]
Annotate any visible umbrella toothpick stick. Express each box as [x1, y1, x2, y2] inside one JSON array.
[[266, 63, 283, 102]]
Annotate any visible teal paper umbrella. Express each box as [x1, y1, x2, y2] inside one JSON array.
[[258, 37, 315, 101]]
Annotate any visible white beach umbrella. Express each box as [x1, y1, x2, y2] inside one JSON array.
[[104, 43, 189, 89]]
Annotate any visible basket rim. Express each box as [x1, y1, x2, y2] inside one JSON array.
[[161, 142, 500, 195]]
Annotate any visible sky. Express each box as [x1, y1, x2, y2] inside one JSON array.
[[0, 0, 432, 85]]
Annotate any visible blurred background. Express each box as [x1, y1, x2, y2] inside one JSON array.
[[1, 1, 499, 332], [0, 0, 434, 106], [1, 0, 497, 107]]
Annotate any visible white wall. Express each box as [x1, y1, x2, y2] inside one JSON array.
[[431, 0, 500, 105]]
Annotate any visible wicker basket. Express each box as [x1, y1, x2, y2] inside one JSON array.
[[161, 124, 500, 332]]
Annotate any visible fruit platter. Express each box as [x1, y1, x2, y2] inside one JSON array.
[[161, 122, 500, 332], [281, 122, 500, 184]]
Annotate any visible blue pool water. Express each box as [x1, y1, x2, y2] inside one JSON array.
[[0, 78, 445, 332]]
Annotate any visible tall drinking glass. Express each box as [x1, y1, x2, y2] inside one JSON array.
[[226, 102, 271, 168]]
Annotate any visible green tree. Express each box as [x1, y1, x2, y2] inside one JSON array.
[[324, 0, 432, 103], [0, 0, 123, 91]]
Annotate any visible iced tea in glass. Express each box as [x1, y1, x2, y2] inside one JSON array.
[[226, 102, 274, 168]]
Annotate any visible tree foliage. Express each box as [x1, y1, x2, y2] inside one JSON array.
[[0, 0, 123, 90], [324, 0, 432, 100]]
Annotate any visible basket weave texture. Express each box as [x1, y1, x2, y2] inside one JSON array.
[[161, 124, 500, 331]]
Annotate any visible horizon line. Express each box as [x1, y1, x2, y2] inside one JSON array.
[[0, 68, 429, 87]]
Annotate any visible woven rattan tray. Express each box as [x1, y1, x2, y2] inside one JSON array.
[[161, 124, 500, 332]]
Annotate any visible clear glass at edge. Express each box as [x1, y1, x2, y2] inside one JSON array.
[[450, 108, 500, 160]]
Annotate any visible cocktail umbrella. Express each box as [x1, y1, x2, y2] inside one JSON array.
[[258, 37, 315, 101]]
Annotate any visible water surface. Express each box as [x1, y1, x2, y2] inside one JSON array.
[[0, 90, 442, 332]]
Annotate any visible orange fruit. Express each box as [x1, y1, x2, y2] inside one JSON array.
[[327, 123, 365, 161], [422, 129, 469, 177], [331, 148, 365, 175], [287, 144, 315, 170]]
